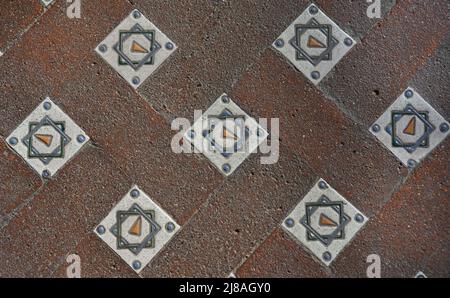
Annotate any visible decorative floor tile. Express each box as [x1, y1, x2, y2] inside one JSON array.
[[282, 179, 368, 266], [415, 271, 427, 278], [39, 0, 54, 7], [95, 9, 177, 89], [184, 94, 268, 176], [6, 97, 90, 179], [94, 186, 180, 274], [272, 3, 356, 85], [370, 87, 449, 168]]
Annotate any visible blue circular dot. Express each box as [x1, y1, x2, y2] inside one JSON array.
[[9, 137, 18, 145], [43, 102, 52, 110], [166, 222, 175, 232], [275, 39, 284, 48], [405, 90, 414, 98], [311, 71, 321, 80], [285, 218, 295, 228], [77, 135, 86, 143], [318, 181, 328, 189], [132, 261, 141, 270], [165, 42, 174, 50], [440, 123, 449, 133], [372, 124, 380, 133], [355, 214, 364, 223], [130, 189, 140, 198], [309, 6, 318, 14], [222, 164, 231, 173], [42, 170, 51, 178], [96, 225, 106, 235], [323, 252, 332, 261], [132, 77, 140, 85]]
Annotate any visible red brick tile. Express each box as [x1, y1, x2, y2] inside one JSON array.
[[51, 233, 136, 278], [0, 0, 223, 224], [0, 146, 132, 277], [231, 49, 408, 216], [140, 148, 317, 277], [0, 139, 41, 221], [331, 138, 450, 277], [321, 0, 449, 126], [134, 0, 394, 121], [0, 0, 43, 52], [236, 228, 330, 278]]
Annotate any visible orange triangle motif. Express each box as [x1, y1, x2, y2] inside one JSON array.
[[131, 41, 149, 54], [129, 216, 142, 236], [403, 117, 416, 135], [307, 36, 326, 49], [319, 213, 338, 227], [223, 128, 238, 140], [35, 134, 53, 147]]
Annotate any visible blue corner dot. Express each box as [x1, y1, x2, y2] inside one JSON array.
[[285, 218, 295, 228], [311, 71, 320, 80], [43, 102, 52, 110], [318, 181, 328, 189], [42, 170, 51, 178], [222, 164, 231, 173], [322, 251, 332, 261], [9, 137, 18, 145], [77, 135, 86, 143], [130, 189, 140, 198], [440, 123, 449, 133], [166, 222, 175, 232], [372, 124, 380, 133], [165, 42, 174, 50], [132, 260, 141, 270], [405, 90, 414, 98], [96, 225, 106, 235]]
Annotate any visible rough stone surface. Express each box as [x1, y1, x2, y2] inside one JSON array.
[[0, 0, 448, 278], [0, 139, 41, 223], [320, 0, 449, 127], [231, 49, 408, 216], [0, 0, 43, 53]]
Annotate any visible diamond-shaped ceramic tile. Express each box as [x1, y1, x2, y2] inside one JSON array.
[[6, 97, 90, 178], [184, 94, 268, 176], [94, 186, 180, 274], [282, 179, 368, 266], [370, 88, 449, 168], [39, 0, 54, 7], [95, 9, 177, 89], [272, 3, 356, 85]]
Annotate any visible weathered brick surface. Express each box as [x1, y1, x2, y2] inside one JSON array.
[[139, 148, 317, 277], [409, 33, 450, 119], [0, 0, 448, 278], [236, 228, 330, 278], [330, 139, 449, 278], [51, 233, 135, 278], [135, 0, 393, 121], [0, 139, 41, 222], [0, 0, 43, 53], [0, 146, 132, 277], [0, 0, 223, 225], [231, 49, 408, 216], [321, 0, 449, 127]]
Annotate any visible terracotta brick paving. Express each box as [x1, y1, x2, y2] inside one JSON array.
[[0, 0, 448, 277]]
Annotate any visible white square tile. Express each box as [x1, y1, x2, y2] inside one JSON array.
[[6, 97, 90, 178], [39, 0, 54, 7], [273, 4, 356, 85], [370, 87, 449, 168], [95, 9, 177, 89], [282, 179, 368, 266], [94, 186, 180, 274], [184, 94, 268, 176]]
